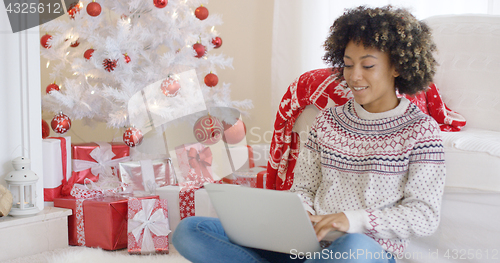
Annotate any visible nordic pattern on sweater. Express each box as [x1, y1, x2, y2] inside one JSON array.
[[290, 97, 446, 256]]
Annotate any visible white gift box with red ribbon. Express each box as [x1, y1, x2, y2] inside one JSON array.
[[42, 136, 72, 201]]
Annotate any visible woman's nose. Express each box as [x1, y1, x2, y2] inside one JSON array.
[[349, 66, 363, 82]]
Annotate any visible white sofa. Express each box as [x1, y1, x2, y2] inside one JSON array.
[[400, 14, 500, 263]]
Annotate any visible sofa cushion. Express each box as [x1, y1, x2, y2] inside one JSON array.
[[441, 128, 500, 191], [441, 128, 500, 158], [425, 15, 500, 131]]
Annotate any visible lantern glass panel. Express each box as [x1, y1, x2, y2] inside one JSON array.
[[24, 185, 35, 208]]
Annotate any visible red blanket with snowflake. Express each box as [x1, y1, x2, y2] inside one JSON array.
[[266, 68, 466, 190]]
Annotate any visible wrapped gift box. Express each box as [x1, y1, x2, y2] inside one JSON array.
[[175, 143, 215, 184], [54, 194, 158, 250], [223, 166, 267, 189], [42, 136, 72, 201], [156, 185, 217, 233], [128, 198, 170, 254], [119, 159, 176, 194], [72, 142, 131, 182]]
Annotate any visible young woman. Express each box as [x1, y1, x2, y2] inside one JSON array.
[[172, 6, 445, 263]]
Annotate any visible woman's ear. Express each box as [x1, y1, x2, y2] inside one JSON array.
[[392, 68, 400, 78]]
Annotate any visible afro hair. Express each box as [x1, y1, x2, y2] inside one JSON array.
[[323, 5, 437, 95]]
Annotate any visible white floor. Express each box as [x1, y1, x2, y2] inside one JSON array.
[[0, 246, 190, 263]]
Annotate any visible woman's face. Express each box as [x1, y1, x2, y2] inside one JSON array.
[[343, 41, 399, 113]]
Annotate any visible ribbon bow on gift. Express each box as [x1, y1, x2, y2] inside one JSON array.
[[187, 146, 213, 184], [73, 142, 131, 177], [130, 199, 171, 253]]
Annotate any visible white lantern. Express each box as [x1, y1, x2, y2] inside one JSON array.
[[5, 157, 39, 216]]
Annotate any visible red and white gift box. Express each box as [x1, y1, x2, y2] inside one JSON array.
[[128, 198, 170, 254], [222, 166, 267, 188], [42, 136, 72, 201], [156, 185, 217, 233], [54, 183, 158, 250], [72, 142, 131, 183]]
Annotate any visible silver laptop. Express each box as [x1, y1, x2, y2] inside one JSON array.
[[204, 183, 343, 254]]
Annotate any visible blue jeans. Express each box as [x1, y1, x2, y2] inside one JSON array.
[[172, 216, 396, 263]]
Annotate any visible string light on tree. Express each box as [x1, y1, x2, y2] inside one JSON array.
[[51, 112, 71, 134]]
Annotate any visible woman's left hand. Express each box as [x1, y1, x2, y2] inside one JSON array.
[[309, 212, 349, 241]]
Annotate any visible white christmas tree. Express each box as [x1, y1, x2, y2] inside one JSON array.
[[40, 0, 252, 147]]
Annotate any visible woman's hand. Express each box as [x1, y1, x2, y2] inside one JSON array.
[[309, 213, 349, 241]]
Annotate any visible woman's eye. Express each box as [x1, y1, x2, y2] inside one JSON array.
[[344, 65, 353, 68], [363, 65, 375, 69]]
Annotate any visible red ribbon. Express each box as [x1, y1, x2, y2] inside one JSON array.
[[187, 147, 213, 182], [247, 145, 255, 168], [44, 185, 63, 201]]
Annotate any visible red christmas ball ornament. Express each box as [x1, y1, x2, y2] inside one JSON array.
[[222, 119, 246, 144], [103, 59, 117, 72], [42, 119, 50, 139], [46, 82, 60, 94], [124, 53, 131, 63], [193, 115, 223, 145], [212, 36, 222, 49], [204, 73, 218, 87], [193, 43, 206, 58], [40, 34, 52, 49], [195, 5, 209, 20], [153, 0, 168, 8], [161, 77, 180, 97], [123, 127, 144, 147], [68, 2, 81, 19], [51, 112, 71, 134], [70, 39, 80, 47], [84, 48, 94, 60], [87, 1, 102, 17]]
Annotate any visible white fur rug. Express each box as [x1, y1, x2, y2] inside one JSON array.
[[2, 246, 191, 263]]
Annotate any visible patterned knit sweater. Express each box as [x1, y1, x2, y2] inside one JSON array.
[[290, 97, 446, 255]]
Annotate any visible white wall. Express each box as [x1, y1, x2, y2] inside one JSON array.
[[0, 5, 44, 209]]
